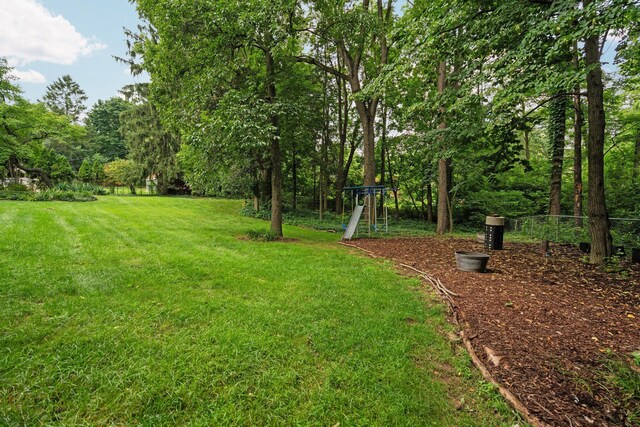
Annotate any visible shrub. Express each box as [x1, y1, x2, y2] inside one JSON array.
[[54, 182, 108, 195], [5, 183, 29, 192], [0, 188, 96, 202], [0, 190, 30, 201]]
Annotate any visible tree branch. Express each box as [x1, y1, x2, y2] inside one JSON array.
[[295, 55, 349, 80], [523, 92, 587, 119]]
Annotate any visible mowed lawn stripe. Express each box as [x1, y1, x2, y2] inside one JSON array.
[[0, 197, 516, 426]]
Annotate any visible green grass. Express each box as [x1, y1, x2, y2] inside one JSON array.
[[0, 197, 520, 425]]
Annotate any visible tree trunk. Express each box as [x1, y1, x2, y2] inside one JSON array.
[[292, 143, 297, 210], [266, 51, 283, 237], [633, 126, 640, 183], [573, 90, 584, 227], [548, 95, 567, 216], [335, 74, 349, 215], [356, 102, 376, 186], [386, 149, 399, 220], [436, 61, 450, 235], [13, 159, 53, 189], [426, 179, 434, 223], [379, 102, 387, 212], [584, 27, 611, 264], [523, 101, 530, 161]]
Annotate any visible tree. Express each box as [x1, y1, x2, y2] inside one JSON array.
[[130, 0, 306, 237], [104, 159, 143, 193], [548, 96, 568, 216], [1, 59, 84, 188], [77, 159, 93, 182], [120, 84, 180, 195], [297, 0, 396, 187], [40, 75, 88, 123], [85, 97, 132, 161]]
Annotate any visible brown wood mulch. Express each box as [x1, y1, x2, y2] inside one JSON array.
[[348, 237, 640, 427]]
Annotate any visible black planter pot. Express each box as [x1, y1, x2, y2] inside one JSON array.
[[579, 242, 591, 253], [455, 251, 490, 273], [632, 248, 640, 264]]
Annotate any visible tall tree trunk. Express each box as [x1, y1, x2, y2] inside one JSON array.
[[426, 179, 434, 223], [584, 27, 611, 264], [355, 102, 377, 186], [335, 73, 349, 214], [266, 51, 283, 237], [292, 143, 297, 211], [573, 43, 584, 227], [573, 89, 584, 227], [548, 95, 567, 216], [633, 126, 640, 183], [379, 102, 387, 212], [386, 150, 399, 220], [436, 61, 450, 235], [523, 101, 530, 161]]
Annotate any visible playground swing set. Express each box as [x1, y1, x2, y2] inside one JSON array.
[[340, 185, 390, 240]]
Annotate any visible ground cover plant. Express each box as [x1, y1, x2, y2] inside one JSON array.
[[0, 197, 521, 425]]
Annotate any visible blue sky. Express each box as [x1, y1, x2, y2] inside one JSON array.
[[0, 0, 148, 109]]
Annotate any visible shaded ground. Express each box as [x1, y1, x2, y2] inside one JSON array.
[[351, 237, 640, 426]]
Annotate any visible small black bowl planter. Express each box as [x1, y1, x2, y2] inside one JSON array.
[[455, 251, 490, 273]]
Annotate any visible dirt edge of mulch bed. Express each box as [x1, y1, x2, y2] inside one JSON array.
[[339, 238, 640, 427], [340, 241, 549, 427]]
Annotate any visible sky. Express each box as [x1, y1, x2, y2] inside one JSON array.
[[0, 0, 148, 109]]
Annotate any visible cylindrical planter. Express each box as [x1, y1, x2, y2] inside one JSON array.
[[485, 216, 505, 250], [632, 248, 640, 264], [455, 251, 490, 273]]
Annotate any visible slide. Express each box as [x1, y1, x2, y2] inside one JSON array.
[[342, 204, 364, 240]]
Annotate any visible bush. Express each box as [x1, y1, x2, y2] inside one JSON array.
[[54, 182, 108, 195], [0, 190, 31, 201], [32, 189, 96, 202], [241, 200, 272, 221], [4, 183, 29, 192], [0, 188, 96, 202]]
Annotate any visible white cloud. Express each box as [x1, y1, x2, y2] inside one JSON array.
[[11, 69, 46, 84], [0, 0, 106, 67]]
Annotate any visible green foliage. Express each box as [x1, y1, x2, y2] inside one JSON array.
[[30, 189, 97, 202], [458, 190, 542, 228], [40, 75, 88, 123], [30, 145, 75, 184], [120, 84, 180, 194], [85, 97, 132, 161], [4, 183, 28, 192], [104, 159, 144, 189], [54, 181, 108, 195], [78, 159, 93, 182], [0, 188, 96, 202]]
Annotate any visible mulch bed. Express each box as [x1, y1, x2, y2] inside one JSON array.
[[349, 237, 640, 427]]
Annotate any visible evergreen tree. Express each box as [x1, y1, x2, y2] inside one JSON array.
[[40, 75, 88, 123]]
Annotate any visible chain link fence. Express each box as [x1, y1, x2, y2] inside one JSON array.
[[510, 215, 640, 248]]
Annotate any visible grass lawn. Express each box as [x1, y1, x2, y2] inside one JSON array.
[[0, 197, 519, 425]]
